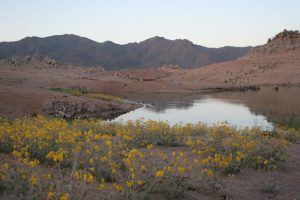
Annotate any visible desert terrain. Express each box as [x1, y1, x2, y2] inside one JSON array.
[[0, 30, 299, 119], [0, 30, 300, 200]]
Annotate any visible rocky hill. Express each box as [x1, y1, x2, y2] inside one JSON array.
[[182, 30, 300, 90], [0, 35, 250, 70], [247, 29, 300, 58]]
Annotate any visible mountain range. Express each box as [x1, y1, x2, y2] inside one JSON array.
[[0, 34, 251, 70]]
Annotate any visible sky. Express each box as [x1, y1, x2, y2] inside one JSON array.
[[1, 0, 299, 47]]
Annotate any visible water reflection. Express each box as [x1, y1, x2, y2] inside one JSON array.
[[115, 97, 271, 129], [209, 87, 300, 128], [115, 87, 300, 128], [210, 87, 300, 117], [124, 93, 198, 112]]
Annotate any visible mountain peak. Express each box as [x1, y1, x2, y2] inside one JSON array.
[[143, 36, 168, 43], [150, 36, 166, 40]]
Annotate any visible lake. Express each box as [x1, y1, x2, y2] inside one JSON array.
[[114, 87, 300, 128]]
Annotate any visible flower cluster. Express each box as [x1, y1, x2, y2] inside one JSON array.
[[0, 116, 299, 199]]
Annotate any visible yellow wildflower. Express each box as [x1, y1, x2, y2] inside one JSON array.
[[83, 173, 94, 183], [44, 173, 52, 180], [126, 181, 134, 188], [206, 169, 214, 176], [47, 191, 55, 200], [60, 193, 68, 200], [178, 166, 187, 173], [137, 180, 144, 185], [47, 150, 64, 162], [30, 173, 38, 187], [147, 144, 153, 149], [106, 140, 112, 148], [155, 170, 164, 177], [113, 183, 124, 191], [2, 163, 9, 170], [100, 155, 108, 161], [29, 160, 40, 167], [141, 165, 146, 171], [98, 183, 106, 191]]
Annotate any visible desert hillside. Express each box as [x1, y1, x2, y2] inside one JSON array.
[[180, 30, 300, 90]]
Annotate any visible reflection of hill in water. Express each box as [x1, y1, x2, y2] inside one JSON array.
[[125, 87, 300, 127], [210, 87, 300, 117], [127, 87, 300, 116], [125, 93, 207, 112]]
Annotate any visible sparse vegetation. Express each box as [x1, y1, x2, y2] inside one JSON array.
[[85, 93, 122, 102], [49, 87, 89, 96], [1, 116, 299, 199], [268, 115, 300, 130], [49, 87, 122, 102]]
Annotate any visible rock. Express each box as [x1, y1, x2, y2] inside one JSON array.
[[159, 64, 182, 70], [44, 57, 57, 65], [5, 54, 59, 67], [5, 56, 24, 66], [61, 105, 66, 112], [85, 66, 105, 74], [24, 55, 32, 61], [245, 85, 260, 91], [64, 113, 72, 119], [31, 53, 43, 61], [43, 100, 130, 119], [55, 111, 65, 118]]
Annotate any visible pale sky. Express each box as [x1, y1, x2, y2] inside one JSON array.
[[1, 0, 299, 47]]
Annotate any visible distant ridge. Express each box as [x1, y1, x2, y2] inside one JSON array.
[[0, 34, 251, 70]]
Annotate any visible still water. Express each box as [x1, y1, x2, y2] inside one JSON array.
[[114, 87, 300, 128]]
